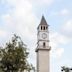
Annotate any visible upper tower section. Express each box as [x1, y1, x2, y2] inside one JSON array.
[[37, 16, 49, 41], [37, 16, 49, 32], [36, 16, 51, 52]]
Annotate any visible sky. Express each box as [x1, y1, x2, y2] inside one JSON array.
[[0, 0, 72, 72]]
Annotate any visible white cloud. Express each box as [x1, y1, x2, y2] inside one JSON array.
[[50, 47, 64, 59], [62, 20, 72, 38], [50, 31, 69, 59], [6, 0, 16, 5], [50, 31, 69, 46], [30, 0, 54, 6], [54, 48, 64, 58], [0, 30, 10, 46], [0, 30, 7, 37], [50, 9, 69, 16], [60, 9, 69, 15], [63, 20, 72, 32], [2, 14, 15, 26], [1, 0, 38, 38]]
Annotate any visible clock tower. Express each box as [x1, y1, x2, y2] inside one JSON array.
[[35, 16, 51, 72]]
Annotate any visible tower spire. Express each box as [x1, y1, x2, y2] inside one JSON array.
[[40, 16, 48, 25], [37, 16, 49, 30]]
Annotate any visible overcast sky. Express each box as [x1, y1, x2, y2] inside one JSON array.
[[0, 0, 72, 72]]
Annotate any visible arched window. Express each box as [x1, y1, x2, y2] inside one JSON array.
[[41, 26, 42, 30], [43, 42, 45, 47], [43, 26, 45, 30]]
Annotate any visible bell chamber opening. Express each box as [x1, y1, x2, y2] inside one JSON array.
[[43, 42, 46, 47]]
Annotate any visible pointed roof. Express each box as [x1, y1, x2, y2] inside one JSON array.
[[40, 16, 48, 25]]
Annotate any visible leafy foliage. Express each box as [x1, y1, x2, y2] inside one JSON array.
[[61, 66, 72, 72], [0, 34, 33, 72]]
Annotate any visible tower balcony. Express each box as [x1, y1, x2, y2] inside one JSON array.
[[35, 46, 51, 52]]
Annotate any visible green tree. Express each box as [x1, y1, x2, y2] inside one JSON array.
[[61, 66, 72, 72], [0, 34, 33, 72]]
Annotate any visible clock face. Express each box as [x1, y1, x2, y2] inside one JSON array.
[[42, 33, 47, 39]]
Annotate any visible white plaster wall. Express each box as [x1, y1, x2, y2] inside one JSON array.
[[37, 50, 50, 72]]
